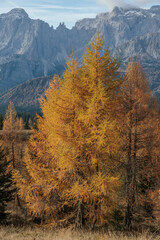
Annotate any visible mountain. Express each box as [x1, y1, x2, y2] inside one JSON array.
[[0, 76, 52, 114], [76, 6, 160, 92], [0, 8, 93, 92], [0, 6, 160, 112], [76, 6, 160, 49]]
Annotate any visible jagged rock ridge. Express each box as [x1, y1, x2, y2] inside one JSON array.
[[0, 6, 160, 112]]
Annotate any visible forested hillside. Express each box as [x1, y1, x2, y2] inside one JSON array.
[[0, 76, 52, 114]]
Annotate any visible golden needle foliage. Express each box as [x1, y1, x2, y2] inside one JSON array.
[[2, 101, 25, 170], [119, 62, 160, 229], [14, 36, 122, 228], [14, 39, 160, 230]]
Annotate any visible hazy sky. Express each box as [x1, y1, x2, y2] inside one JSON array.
[[0, 0, 160, 28]]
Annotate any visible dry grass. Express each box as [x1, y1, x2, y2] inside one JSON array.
[[0, 227, 159, 240]]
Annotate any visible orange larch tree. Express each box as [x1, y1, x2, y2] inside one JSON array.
[[119, 62, 160, 229], [2, 101, 24, 170], [14, 36, 122, 228]]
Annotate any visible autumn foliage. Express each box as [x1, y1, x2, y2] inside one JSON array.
[[119, 62, 160, 229], [12, 36, 160, 229], [2, 101, 25, 170]]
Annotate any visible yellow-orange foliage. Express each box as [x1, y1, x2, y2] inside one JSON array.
[[119, 62, 160, 229], [14, 36, 122, 228], [2, 101, 25, 207], [2, 101, 25, 170]]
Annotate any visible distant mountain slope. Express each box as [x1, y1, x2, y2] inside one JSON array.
[[0, 70, 159, 116], [0, 76, 52, 114], [0, 6, 160, 112]]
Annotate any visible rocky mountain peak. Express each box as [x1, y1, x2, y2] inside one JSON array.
[[150, 5, 160, 12], [56, 22, 67, 31], [108, 6, 123, 19], [111, 6, 123, 15], [2, 8, 29, 19]]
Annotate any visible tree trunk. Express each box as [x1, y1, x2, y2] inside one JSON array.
[[11, 142, 15, 168], [125, 121, 133, 230], [75, 201, 83, 229], [125, 202, 132, 230]]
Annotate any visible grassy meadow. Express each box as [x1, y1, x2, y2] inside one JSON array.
[[0, 227, 159, 240]]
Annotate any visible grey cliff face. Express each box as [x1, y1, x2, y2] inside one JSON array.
[[75, 6, 160, 50], [0, 9, 60, 91], [0, 6, 160, 102], [0, 8, 95, 92]]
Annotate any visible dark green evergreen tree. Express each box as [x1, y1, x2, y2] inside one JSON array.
[[0, 114, 3, 130], [24, 115, 30, 129], [0, 147, 15, 223]]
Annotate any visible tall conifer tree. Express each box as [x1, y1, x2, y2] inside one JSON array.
[[119, 62, 160, 229], [14, 36, 122, 228], [0, 147, 15, 223], [2, 101, 24, 170], [2, 102, 25, 208]]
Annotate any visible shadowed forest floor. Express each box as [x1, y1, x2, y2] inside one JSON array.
[[0, 227, 159, 240]]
